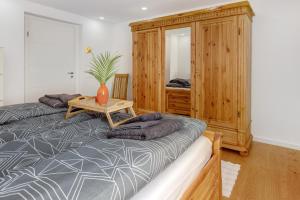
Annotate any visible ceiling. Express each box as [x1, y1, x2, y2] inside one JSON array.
[[27, 0, 232, 23]]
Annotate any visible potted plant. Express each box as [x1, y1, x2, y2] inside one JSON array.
[[85, 47, 121, 105]]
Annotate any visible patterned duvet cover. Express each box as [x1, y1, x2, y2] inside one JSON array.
[[0, 103, 206, 200]]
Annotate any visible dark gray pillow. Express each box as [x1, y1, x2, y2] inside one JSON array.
[[39, 96, 65, 108], [58, 94, 81, 104], [45, 94, 81, 104]]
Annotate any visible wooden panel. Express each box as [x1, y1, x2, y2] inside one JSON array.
[[195, 16, 238, 130], [112, 74, 129, 100], [165, 87, 191, 116], [132, 29, 162, 113], [208, 126, 238, 145], [237, 15, 252, 142], [190, 22, 197, 118]]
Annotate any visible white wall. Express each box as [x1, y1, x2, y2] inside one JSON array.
[[177, 36, 191, 80], [169, 35, 179, 80], [112, 0, 300, 150], [0, 0, 115, 104], [250, 0, 300, 149], [111, 22, 133, 99]]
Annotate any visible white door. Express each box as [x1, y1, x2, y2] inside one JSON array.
[[25, 15, 78, 103], [0, 48, 4, 106]]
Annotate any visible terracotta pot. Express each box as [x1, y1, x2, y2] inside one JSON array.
[[96, 82, 109, 105]]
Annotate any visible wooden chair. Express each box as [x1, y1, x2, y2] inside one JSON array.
[[112, 74, 129, 100]]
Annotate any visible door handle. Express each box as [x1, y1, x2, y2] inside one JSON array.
[[68, 72, 74, 75]]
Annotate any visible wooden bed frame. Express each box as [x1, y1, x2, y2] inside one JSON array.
[[181, 131, 222, 200]]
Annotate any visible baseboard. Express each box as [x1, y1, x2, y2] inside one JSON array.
[[253, 136, 300, 151]]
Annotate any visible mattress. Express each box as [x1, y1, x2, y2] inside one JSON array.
[[131, 136, 212, 200]]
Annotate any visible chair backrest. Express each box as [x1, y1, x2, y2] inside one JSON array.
[[112, 74, 129, 100]]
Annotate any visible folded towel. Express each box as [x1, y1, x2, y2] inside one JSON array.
[[124, 112, 162, 124], [45, 94, 81, 104], [107, 119, 184, 140], [112, 120, 161, 131], [169, 78, 191, 87], [39, 97, 65, 108], [166, 82, 191, 88]]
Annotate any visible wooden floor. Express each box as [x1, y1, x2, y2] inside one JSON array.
[[222, 142, 300, 200]]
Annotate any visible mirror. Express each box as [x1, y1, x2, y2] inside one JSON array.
[[165, 27, 191, 88]]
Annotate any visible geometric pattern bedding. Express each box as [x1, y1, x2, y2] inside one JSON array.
[[0, 104, 97, 177], [0, 116, 102, 177], [0, 103, 207, 200], [0, 112, 93, 144], [0, 103, 67, 125]]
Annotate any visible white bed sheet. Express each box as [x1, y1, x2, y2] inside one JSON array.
[[131, 136, 212, 200]]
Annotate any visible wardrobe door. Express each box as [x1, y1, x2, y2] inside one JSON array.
[[195, 16, 238, 129], [132, 29, 162, 113]]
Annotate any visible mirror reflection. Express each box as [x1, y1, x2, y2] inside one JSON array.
[[165, 27, 191, 88]]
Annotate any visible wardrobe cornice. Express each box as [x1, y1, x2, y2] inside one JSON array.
[[129, 1, 254, 32]]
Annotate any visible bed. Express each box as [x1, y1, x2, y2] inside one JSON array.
[[0, 103, 221, 200]]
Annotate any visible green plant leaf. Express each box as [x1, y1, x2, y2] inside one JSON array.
[[86, 51, 121, 84]]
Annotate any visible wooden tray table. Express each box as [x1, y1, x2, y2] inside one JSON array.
[[65, 96, 136, 128]]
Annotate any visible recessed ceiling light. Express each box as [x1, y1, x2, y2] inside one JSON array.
[[99, 16, 105, 20], [141, 7, 148, 11]]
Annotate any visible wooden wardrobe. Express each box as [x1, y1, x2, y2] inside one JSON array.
[[130, 1, 254, 155]]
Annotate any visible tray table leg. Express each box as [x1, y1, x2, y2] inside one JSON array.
[[65, 106, 86, 120], [128, 106, 137, 117], [65, 106, 73, 119], [105, 106, 137, 128], [105, 112, 115, 128]]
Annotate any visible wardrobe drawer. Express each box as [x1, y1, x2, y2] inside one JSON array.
[[208, 126, 238, 145], [222, 131, 238, 145], [168, 101, 190, 109], [168, 96, 190, 103], [167, 102, 190, 115], [166, 108, 190, 116], [166, 88, 191, 116]]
